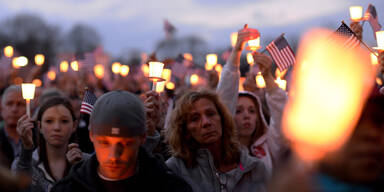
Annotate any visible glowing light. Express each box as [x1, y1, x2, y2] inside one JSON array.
[[142, 64, 149, 77], [13, 77, 23, 84], [94, 64, 105, 79], [247, 53, 254, 66], [60, 61, 69, 72], [349, 6, 363, 22], [112, 62, 121, 74], [275, 77, 287, 91], [166, 82, 175, 90], [156, 81, 165, 93], [183, 53, 193, 61], [247, 37, 261, 51], [162, 69, 172, 82], [283, 29, 374, 162], [206, 54, 217, 71], [231, 32, 238, 48], [70, 61, 79, 71], [374, 31, 384, 50], [376, 77, 383, 86], [21, 83, 36, 100], [4, 46, 14, 58], [214, 64, 222, 73], [370, 53, 378, 66], [34, 54, 45, 66], [32, 79, 42, 87], [13, 56, 28, 68], [255, 72, 266, 88], [190, 74, 199, 85], [47, 71, 56, 81], [120, 65, 129, 77], [148, 62, 164, 81], [239, 77, 246, 91]]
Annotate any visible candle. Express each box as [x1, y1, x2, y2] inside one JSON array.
[[141, 64, 149, 77], [60, 61, 69, 72], [283, 29, 374, 162], [13, 56, 28, 68], [149, 61, 165, 90], [231, 32, 238, 48], [247, 53, 254, 66], [239, 77, 246, 91], [205, 54, 217, 71], [374, 31, 384, 50], [255, 72, 266, 88], [112, 62, 121, 74], [275, 77, 287, 91], [4, 46, 14, 58], [166, 82, 175, 90], [162, 69, 172, 82], [156, 81, 165, 93], [94, 64, 105, 79], [120, 65, 129, 77], [35, 54, 45, 66], [247, 37, 261, 51], [47, 70, 56, 81], [349, 6, 363, 22], [183, 53, 193, 61], [21, 83, 36, 118], [32, 79, 42, 87], [190, 74, 199, 86], [70, 61, 79, 71]]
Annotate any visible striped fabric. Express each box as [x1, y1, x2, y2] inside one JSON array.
[[266, 35, 295, 71], [334, 22, 360, 48], [80, 90, 97, 115]]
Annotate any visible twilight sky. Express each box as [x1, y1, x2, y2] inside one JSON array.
[[0, 0, 382, 56]]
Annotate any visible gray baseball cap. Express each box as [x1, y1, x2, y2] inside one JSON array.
[[90, 90, 146, 137]]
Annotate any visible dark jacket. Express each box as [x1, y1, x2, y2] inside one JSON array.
[[51, 147, 193, 192], [0, 123, 15, 168]]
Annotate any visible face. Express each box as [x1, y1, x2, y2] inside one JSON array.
[[186, 98, 222, 146], [91, 134, 145, 180], [40, 105, 75, 147], [322, 102, 384, 183], [235, 96, 257, 137], [1, 91, 26, 128]]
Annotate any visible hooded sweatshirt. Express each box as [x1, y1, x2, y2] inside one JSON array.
[[51, 147, 192, 192]]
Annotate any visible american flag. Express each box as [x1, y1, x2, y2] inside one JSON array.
[[164, 19, 176, 39], [80, 90, 97, 115], [334, 22, 360, 48], [364, 4, 381, 38], [266, 35, 295, 71]]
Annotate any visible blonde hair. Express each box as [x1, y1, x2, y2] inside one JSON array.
[[165, 89, 240, 167]]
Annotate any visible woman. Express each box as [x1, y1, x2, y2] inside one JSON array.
[[12, 96, 88, 191], [165, 90, 267, 192]]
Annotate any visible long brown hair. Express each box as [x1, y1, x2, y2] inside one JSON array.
[[165, 89, 240, 167]]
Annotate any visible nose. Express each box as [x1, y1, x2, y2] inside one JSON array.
[[53, 121, 61, 132], [200, 115, 212, 128], [108, 143, 123, 161]]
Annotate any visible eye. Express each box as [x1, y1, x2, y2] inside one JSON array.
[[249, 108, 256, 114], [206, 110, 216, 117], [236, 107, 243, 114], [98, 140, 109, 147], [189, 114, 200, 122], [61, 119, 70, 124], [45, 119, 53, 124]]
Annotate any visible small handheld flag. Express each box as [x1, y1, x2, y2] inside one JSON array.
[[266, 34, 296, 71], [80, 89, 97, 115]]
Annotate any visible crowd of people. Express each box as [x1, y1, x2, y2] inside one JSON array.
[[0, 20, 383, 192]]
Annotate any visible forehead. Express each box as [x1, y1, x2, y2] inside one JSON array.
[[238, 96, 256, 106], [94, 135, 138, 142], [190, 98, 217, 111], [3, 90, 23, 101], [42, 105, 71, 118]]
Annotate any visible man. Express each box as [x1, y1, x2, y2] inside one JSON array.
[[51, 90, 192, 192], [0, 85, 26, 168]]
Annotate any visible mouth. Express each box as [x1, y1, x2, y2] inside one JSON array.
[[203, 131, 217, 139]]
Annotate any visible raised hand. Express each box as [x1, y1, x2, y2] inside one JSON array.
[[234, 24, 260, 51], [144, 90, 161, 136], [16, 114, 34, 150], [252, 52, 273, 76], [66, 143, 83, 165]]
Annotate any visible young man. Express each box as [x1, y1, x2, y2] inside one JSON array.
[[51, 91, 192, 192]]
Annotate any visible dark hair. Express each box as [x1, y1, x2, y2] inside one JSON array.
[[36, 96, 77, 181]]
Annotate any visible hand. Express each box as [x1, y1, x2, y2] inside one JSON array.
[[234, 24, 260, 51], [252, 52, 273, 76], [144, 91, 161, 136], [16, 115, 34, 150], [66, 143, 83, 165], [350, 22, 362, 41], [243, 72, 258, 92]]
